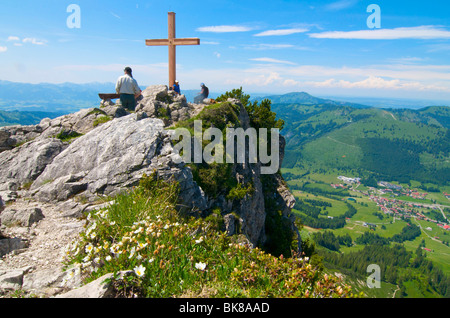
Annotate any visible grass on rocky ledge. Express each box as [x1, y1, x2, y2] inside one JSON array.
[[63, 174, 357, 298]]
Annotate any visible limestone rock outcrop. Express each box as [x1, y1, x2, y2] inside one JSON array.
[[0, 138, 66, 192], [135, 85, 204, 125], [0, 85, 297, 297], [30, 113, 207, 212]]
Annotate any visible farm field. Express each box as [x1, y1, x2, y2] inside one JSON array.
[[283, 168, 450, 297]]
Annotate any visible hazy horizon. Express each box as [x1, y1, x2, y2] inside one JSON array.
[[0, 1, 449, 102], [1, 79, 449, 112]]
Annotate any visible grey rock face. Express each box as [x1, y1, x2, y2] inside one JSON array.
[[202, 100, 297, 249], [140, 84, 169, 102], [100, 105, 129, 118], [136, 85, 204, 125], [40, 107, 115, 138], [0, 125, 44, 153], [216, 101, 267, 247], [32, 114, 164, 194], [55, 271, 132, 298], [0, 207, 44, 228], [22, 268, 69, 294], [0, 84, 298, 297], [31, 113, 207, 212], [0, 130, 11, 153], [224, 213, 239, 236], [0, 107, 123, 156], [0, 268, 26, 290], [0, 238, 27, 258], [33, 174, 88, 203], [0, 137, 66, 191]]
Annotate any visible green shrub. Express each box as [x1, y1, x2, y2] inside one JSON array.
[[216, 87, 284, 131], [204, 208, 225, 232], [173, 101, 242, 199], [216, 87, 251, 108], [64, 174, 356, 298], [156, 107, 170, 120], [56, 130, 83, 142], [190, 162, 235, 199], [227, 182, 254, 201], [20, 180, 33, 190], [176, 90, 291, 256], [88, 109, 107, 116], [93, 116, 112, 127]]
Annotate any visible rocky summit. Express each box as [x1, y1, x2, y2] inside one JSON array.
[[0, 85, 297, 297]]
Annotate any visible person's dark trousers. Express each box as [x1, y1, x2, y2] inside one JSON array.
[[120, 94, 136, 111], [194, 95, 205, 104]]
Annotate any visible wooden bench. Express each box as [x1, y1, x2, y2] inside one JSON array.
[[99, 93, 142, 100], [99, 93, 121, 100]]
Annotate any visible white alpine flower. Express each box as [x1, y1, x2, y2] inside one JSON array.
[[134, 264, 146, 277], [195, 262, 207, 271]]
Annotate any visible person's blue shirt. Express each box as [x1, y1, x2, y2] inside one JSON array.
[[173, 83, 180, 94]]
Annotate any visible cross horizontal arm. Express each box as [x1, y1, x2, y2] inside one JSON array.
[[145, 39, 170, 46], [146, 38, 200, 46], [173, 38, 200, 45]]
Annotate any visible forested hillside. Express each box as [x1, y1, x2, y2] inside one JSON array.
[[0, 110, 63, 127], [274, 103, 450, 186], [268, 94, 450, 297]]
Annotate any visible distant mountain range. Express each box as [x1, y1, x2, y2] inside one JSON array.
[[0, 80, 115, 113], [253, 91, 369, 109], [0, 80, 449, 127], [0, 110, 65, 127], [320, 95, 450, 110], [0, 80, 217, 113]]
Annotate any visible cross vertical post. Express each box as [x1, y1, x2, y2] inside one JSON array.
[[146, 12, 200, 88], [168, 12, 176, 88]]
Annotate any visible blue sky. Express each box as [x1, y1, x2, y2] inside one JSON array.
[[0, 0, 449, 101]]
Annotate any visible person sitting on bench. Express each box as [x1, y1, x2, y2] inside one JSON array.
[[194, 83, 209, 104], [115, 67, 141, 111], [173, 80, 181, 96]]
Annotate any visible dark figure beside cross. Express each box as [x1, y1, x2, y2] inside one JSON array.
[[194, 83, 209, 104]]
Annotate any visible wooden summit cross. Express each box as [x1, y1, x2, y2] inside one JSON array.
[[146, 12, 200, 88]]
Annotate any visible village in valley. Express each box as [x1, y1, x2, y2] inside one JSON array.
[[332, 175, 450, 240]]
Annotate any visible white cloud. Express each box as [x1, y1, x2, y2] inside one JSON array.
[[325, 0, 360, 11], [250, 57, 296, 65], [110, 12, 121, 19], [6, 58, 450, 99], [232, 72, 283, 87], [210, 63, 450, 96], [283, 79, 301, 86], [244, 44, 295, 50], [427, 44, 450, 52], [309, 26, 450, 40], [278, 64, 450, 82], [387, 57, 425, 64], [7, 36, 20, 42], [254, 28, 309, 37], [306, 76, 450, 92], [55, 63, 170, 73], [181, 62, 450, 95], [7, 36, 47, 45], [0, 46, 7, 53], [196, 25, 254, 33], [22, 38, 47, 45]]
